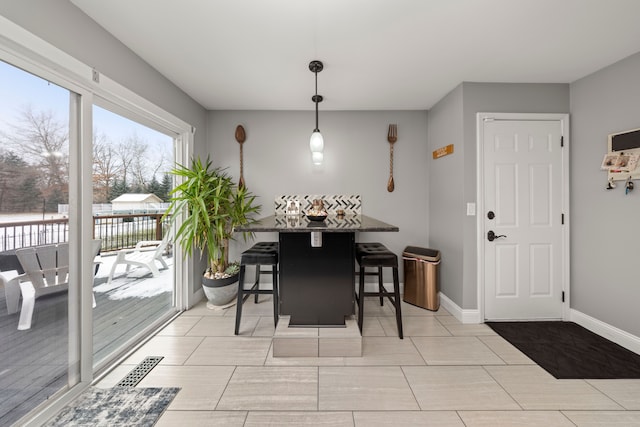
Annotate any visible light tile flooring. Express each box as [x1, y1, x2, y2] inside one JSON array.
[[97, 297, 640, 426]]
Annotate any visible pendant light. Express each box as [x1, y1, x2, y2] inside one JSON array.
[[309, 60, 324, 165]]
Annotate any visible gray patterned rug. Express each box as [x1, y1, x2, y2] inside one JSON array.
[[45, 387, 180, 426]]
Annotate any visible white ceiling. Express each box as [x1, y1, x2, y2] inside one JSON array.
[[70, 0, 640, 111]]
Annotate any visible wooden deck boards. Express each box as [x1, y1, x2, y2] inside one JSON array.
[[0, 262, 174, 426]]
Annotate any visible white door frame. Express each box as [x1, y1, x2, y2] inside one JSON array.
[[476, 112, 571, 322]]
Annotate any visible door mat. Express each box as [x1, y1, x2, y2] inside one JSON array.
[[44, 386, 180, 427], [486, 321, 640, 379]]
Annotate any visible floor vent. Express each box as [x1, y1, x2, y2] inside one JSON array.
[[116, 356, 164, 387]]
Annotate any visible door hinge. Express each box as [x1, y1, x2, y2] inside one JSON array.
[[561, 213, 564, 224], [561, 136, 564, 147], [562, 291, 565, 302]]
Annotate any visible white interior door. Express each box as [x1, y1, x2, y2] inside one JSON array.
[[482, 115, 567, 320]]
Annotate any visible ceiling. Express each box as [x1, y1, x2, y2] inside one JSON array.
[[70, 0, 640, 111]]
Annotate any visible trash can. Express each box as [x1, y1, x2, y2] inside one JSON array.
[[403, 246, 441, 311]]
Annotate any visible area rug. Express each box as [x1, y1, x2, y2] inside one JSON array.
[[486, 321, 640, 379], [45, 387, 180, 427]]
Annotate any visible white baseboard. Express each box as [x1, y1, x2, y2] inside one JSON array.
[[439, 293, 481, 324], [570, 309, 640, 355]]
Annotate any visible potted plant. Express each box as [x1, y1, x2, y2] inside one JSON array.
[[163, 156, 261, 307]]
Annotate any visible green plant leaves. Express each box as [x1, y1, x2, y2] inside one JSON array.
[[163, 156, 261, 273]]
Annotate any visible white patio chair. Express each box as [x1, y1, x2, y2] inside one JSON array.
[[92, 238, 103, 275], [1, 269, 21, 315], [15, 242, 98, 330], [107, 237, 169, 284]]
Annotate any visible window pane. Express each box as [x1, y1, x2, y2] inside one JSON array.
[[91, 104, 176, 368], [0, 60, 73, 425]]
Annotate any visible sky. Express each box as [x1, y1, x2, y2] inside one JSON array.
[[0, 59, 173, 174]]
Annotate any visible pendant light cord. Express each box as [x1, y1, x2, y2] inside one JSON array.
[[314, 70, 319, 132]]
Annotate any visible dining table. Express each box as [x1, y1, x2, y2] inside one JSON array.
[[236, 214, 398, 327]]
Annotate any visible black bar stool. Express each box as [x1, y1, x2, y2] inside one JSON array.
[[234, 241, 279, 335], [355, 242, 403, 339]]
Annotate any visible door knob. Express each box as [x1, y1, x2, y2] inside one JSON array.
[[487, 211, 495, 220], [487, 230, 507, 242]]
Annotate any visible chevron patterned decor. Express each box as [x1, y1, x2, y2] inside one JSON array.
[[275, 215, 363, 229], [275, 195, 361, 215]]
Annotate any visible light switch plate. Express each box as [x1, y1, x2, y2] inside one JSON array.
[[466, 202, 476, 216]]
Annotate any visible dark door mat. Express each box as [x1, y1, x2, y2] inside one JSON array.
[[486, 321, 640, 379]]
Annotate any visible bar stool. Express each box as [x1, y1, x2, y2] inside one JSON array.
[[355, 242, 403, 339], [234, 241, 279, 335]]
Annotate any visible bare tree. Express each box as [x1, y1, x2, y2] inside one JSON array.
[[123, 133, 150, 190], [115, 133, 146, 189], [92, 130, 122, 203], [147, 143, 170, 184], [3, 105, 67, 154], [0, 105, 173, 212], [1, 105, 69, 206]]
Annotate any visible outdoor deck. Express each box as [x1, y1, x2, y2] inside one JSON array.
[[0, 254, 175, 426]]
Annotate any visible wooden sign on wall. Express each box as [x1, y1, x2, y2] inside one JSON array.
[[433, 144, 454, 159]]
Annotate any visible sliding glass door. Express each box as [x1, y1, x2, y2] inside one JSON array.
[[91, 103, 177, 369], [0, 60, 77, 426], [0, 44, 187, 423]]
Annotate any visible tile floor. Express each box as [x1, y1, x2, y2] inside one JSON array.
[[97, 297, 640, 426]]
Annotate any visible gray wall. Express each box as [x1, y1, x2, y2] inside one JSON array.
[[428, 82, 570, 310], [461, 83, 570, 309], [207, 110, 430, 280], [427, 84, 464, 305], [0, 0, 210, 295], [5, 0, 638, 339], [570, 51, 640, 338]]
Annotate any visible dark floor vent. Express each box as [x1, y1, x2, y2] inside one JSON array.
[[116, 356, 164, 387]]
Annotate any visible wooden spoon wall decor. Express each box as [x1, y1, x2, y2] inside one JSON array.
[[387, 124, 397, 192], [235, 125, 246, 188]]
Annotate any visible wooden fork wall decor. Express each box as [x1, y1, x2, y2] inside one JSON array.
[[387, 124, 397, 192]]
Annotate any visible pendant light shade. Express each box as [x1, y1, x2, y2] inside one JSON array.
[[309, 60, 324, 164], [311, 150, 324, 165], [310, 130, 324, 152]]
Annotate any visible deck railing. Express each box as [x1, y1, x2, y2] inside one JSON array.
[[0, 213, 170, 253]]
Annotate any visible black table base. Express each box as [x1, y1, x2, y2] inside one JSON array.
[[279, 232, 355, 326]]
